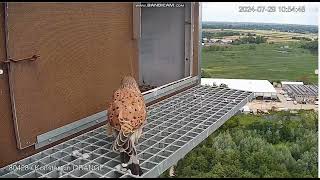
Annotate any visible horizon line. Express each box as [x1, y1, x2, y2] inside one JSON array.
[[202, 21, 318, 27]]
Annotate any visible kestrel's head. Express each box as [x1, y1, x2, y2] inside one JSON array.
[[121, 76, 139, 91]]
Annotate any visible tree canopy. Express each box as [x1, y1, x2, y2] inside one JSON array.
[[300, 40, 318, 53], [160, 110, 318, 178]]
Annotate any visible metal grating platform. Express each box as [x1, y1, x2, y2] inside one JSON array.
[[0, 85, 254, 178]]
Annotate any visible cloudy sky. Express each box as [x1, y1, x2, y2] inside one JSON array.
[[202, 2, 319, 25]]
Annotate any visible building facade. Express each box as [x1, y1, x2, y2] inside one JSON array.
[[0, 2, 201, 167]]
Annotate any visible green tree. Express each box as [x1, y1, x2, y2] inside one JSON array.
[[201, 69, 211, 78], [164, 110, 318, 178]]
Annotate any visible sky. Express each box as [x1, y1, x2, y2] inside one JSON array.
[[202, 2, 319, 26]]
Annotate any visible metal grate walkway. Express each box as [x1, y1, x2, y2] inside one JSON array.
[[0, 85, 254, 178]]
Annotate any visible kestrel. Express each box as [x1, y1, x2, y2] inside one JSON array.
[[106, 76, 147, 176]]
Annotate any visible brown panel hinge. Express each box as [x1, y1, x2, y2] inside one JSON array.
[[3, 55, 40, 64]]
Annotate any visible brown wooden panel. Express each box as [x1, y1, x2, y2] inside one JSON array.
[[6, 3, 138, 149], [0, 3, 37, 167]]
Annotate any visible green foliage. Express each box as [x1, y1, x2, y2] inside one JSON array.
[[300, 40, 318, 53], [298, 75, 312, 85], [292, 36, 312, 41], [203, 45, 232, 52], [161, 110, 318, 178], [232, 35, 267, 45], [201, 68, 212, 78], [202, 31, 240, 39]]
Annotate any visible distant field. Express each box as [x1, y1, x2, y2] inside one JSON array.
[[203, 29, 318, 42], [202, 42, 318, 84]]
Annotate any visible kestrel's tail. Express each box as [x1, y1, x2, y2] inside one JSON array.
[[112, 130, 143, 176], [112, 130, 137, 156]]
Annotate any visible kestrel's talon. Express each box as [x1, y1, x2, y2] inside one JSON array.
[[115, 164, 122, 171], [115, 163, 129, 173]]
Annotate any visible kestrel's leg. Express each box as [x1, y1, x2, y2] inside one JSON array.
[[127, 150, 143, 176], [125, 138, 143, 176], [112, 130, 133, 172], [120, 152, 130, 164], [118, 150, 130, 172]]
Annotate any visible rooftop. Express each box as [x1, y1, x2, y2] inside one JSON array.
[[281, 81, 304, 85], [201, 78, 276, 94], [283, 84, 318, 97]]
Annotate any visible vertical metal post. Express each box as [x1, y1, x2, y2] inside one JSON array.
[[197, 2, 202, 84], [132, 2, 141, 40]]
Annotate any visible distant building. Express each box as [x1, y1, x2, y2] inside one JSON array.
[[283, 84, 318, 104], [207, 38, 233, 44], [221, 39, 233, 44], [202, 38, 208, 42], [240, 105, 251, 114], [281, 81, 304, 87], [280, 45, 289, 49], [201, 78, 277, 99], [209, 38, 220, 43]]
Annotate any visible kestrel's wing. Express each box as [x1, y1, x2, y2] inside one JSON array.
[[107, 87, 147, 155], [108, 87, 146, 133]]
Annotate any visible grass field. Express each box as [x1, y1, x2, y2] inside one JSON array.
[[202, 41, 318, 84]]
